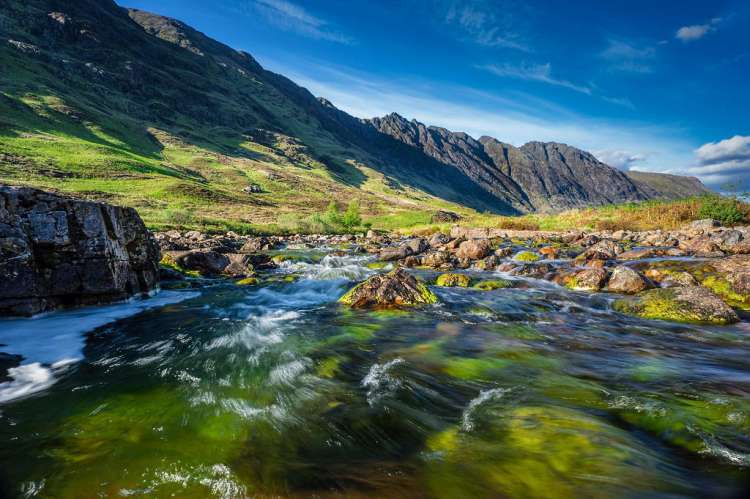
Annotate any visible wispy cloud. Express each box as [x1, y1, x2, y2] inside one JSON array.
[[594, 150, 647, 170], [599, 39, 656, 73], [260, 58, 694, 177], [478, 62, 591, 94], [676, 17, 721, 43], [444, 1, 530, 51], [246, 0, 352, 44]]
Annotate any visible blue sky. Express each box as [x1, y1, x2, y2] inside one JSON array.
[[120, 0, 750, 190]]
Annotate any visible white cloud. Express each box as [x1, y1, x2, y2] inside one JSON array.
[[695, 135, 750, 163], [444, 1, 530, 51], [478, 62, 591, 94], [248, 0, 352, 44], [685, 136, 750, 188], [600, 39, 655, 73], [676, 18, 721, 42], [594, 150, 647, 170]]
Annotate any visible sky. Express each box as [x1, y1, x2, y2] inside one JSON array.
[[120, 0, 750, 191]]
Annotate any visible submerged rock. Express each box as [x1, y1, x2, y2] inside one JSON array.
[[436, 273, 471, 287], [0, 186, 159, 316], [613, 286, 739, 324], [339, 268, 438, 308], [473, 279, 513, 291]]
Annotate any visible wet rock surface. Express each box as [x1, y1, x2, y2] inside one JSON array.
[[0, 186, 159, 316], [614, 286, 739, 325], [339, 268, 437, 308]]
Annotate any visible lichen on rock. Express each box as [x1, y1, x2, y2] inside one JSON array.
[[436, 273, 471, 287], [339, 268, 438, 308], [613, 286, 739, 325]]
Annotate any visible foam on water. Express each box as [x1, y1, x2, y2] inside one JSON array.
[[362, 358, 405, 406], [0, 291, 199, 404], [279, 254, 373, 281], [461, 388, 511, 431]]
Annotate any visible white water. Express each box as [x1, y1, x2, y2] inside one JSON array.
[[279, 254, 374, 281], [0, 290, 199, 404], [362, 358, 406, 406]]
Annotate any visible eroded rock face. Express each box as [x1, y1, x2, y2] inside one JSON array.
[[613, 286, 739, 325], [0, 186, 159, 316], [339, 268, 437, 308]]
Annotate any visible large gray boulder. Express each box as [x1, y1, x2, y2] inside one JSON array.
[[0, 186, 160, 316]]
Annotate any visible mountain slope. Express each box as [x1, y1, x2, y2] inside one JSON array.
[[0, 0, 709, 231]]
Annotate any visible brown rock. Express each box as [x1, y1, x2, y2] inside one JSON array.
[[338, 268, 437, 308], [456, 239, 492, 260], [607, 266, 648, 294]]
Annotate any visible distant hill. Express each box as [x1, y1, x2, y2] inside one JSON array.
[[0, 0, 710, 230]]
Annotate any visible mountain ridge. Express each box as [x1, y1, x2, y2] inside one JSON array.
[[0, 0, 710, 230]]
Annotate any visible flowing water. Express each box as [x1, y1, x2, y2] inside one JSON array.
[[1, 249, 749, 498]]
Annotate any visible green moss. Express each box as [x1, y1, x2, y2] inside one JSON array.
[[514, 251, 540, 262], [236, 277, 259, 286], [159, 254, 201, 277], [443, 357, 510, 379], [339, 271, 438, 307], [701, 275, 750, 310], [366, 261, 389, 270], [473, 279, 513, 291], [424, 406, 667, 499], [436, 273, 471, 287], [613, 288, 733, 324], [316, 356, 343, 378]]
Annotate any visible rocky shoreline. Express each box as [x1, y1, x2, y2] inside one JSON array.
[[156, 220, 749, 325]]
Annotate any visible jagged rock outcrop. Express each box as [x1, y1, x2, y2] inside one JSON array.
[[0, 186, 159, 316]]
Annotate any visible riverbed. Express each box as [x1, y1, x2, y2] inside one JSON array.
[[1, 249, 749, 498]]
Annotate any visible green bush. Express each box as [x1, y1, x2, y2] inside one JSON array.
[[698, 196, 746, 226], [342, 201, 362, 230]]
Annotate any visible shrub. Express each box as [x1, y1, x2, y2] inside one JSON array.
[[342, 201, 362, 230], [496, 218, 540, 231], [698, 196, 746, 226]]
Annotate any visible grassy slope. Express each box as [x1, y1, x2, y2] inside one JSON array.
[[0, 1, 477, 233]]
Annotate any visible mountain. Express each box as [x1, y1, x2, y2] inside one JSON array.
[[624, 171, 712, 200], [0, 0, 709, 230]]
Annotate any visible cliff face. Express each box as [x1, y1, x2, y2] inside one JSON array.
[[0, 186, 160, 316]]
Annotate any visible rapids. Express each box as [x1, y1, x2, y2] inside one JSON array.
[[0, 249, 749, 498]]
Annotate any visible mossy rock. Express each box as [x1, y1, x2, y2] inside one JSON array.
[[424, 406, 669, 499], [366, 261, 390, 270], [701, 275, 750, 310], [514, 251, 540, 262], [159, 254, 200, 277], [235, 276, 259, 286], [436, 273, 471, 287], [613, 286, 739, 325], [339, 268, 438, 308], [473, 279, 513, 291]]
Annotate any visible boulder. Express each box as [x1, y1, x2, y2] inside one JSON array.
[[421, 251, 451, 268], [338, 268, 438, 308], [175, 250, 229, 275], [435, 273, 471, 287], [702, 255, 750, 310], [428, 232, 450, 248], [405, 238, 429, 255], [689, 219, 719, 230], [0, 186, 159, 316], [431, 210, 462, 223], [456, 239, 491, 260], [606, 266, 648, 294], [613, 286, 739, 325], [564, 268, 609, 292], [379, 245, 412, 262]]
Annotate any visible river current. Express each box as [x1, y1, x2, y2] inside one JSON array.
[[0, 249, 749, 498]]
